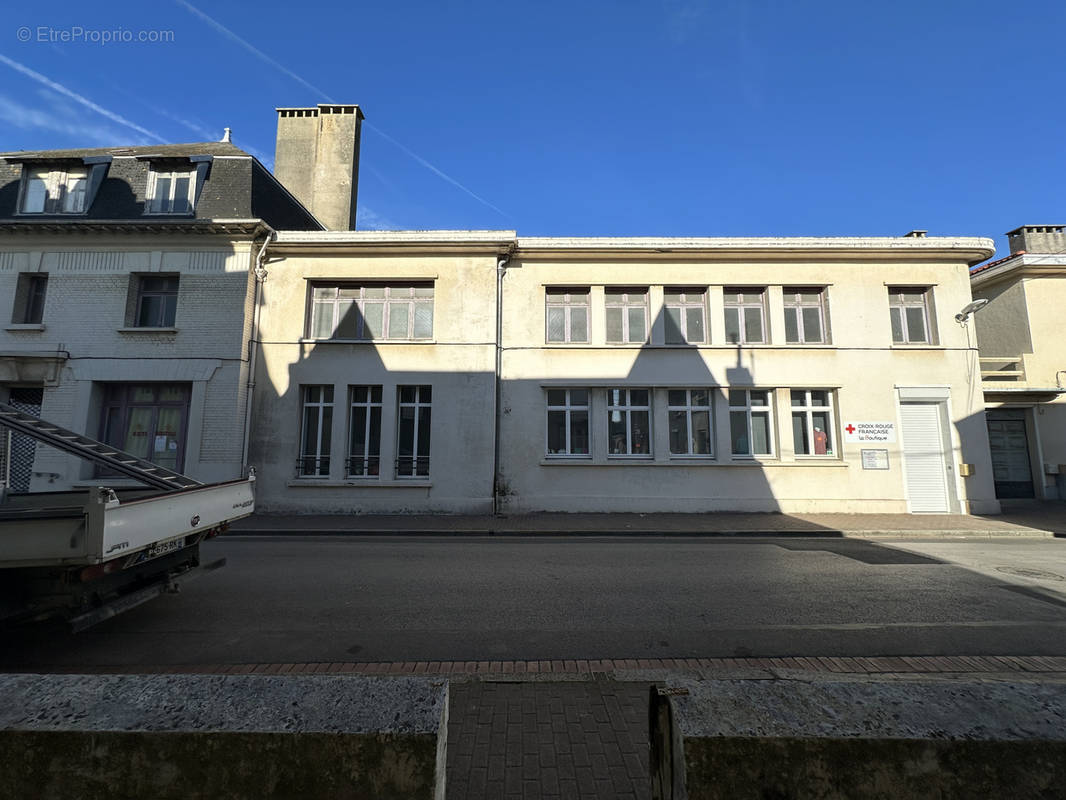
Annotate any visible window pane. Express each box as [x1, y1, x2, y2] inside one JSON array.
[[664, 291, 682, 303], [138, 295, 162, 326], [902, 291, 925, 304], [161, 293, 177, 326], [812, 411, 831, 454], [784, 308, 800, 343], [22, 175, 47, 212], [159, 386, 185, 402], [154, 176, 171, 211], [605, 291, 624, 303], [686, 307, 705, 342], [172, 176, 191, 213], [668, 389, 686, 406], [150, 409, 180, 470], [312, 303, 333, 337], [363, 302, 384, 338], [546, 389, 567, 406], [890, 306, 904, 342], [313, 286, 334, 300], [335, 300, 359, 338], [606, 307, 623, 342], [413, 303, 433, 338], [398, 406, 415, 455], [669, 409, 688, 454], [730, 411, 749, 455], [413, 286, 434, 298], [743, 307, 763, 342], [420, 385, 431, 402], [570, 306, 588, 342], [547, 410, 567, 453], [724, 307, 740, 344], [905, 306, 927, 342], [691, 389, 709, 406], [631, 411, 650, 454], [351, 407, 368, 453], [749, 391, 769, 406], [665, 306, 683, 344], [692, 410, 711, 454], [630, 389, 649, 406], [810, 390, 828, 406], [63, 177, 87, 212], [627, 306, 646, 342], [302, 407, 319, 455], [728, 389, 746, 406], [570, 389, 588, 405], [571, 410, 589, 454], [363, 286, 386, 299], [417, 407, 432, 457], [791, 390, 806, 407], [608, 411, 627, 454], [388, 303, 409, 338], [400, 386, 415, 404], [792, 412, 809, 454], [133, 387, 156, 402], [353, 386, 368, 403], [319, 408, 332, 456], [124, 408, 154, 459], [547, 307, 566, 342], [321, 386, 334, 403], [751, 413, 770, 454], [368, 408, 382, 456], [802, 306, 823, 342]]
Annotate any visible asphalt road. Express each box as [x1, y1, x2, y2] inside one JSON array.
[[3, 535, 1065, 667]]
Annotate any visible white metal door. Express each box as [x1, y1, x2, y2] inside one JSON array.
[[900, 403, 950, 513]]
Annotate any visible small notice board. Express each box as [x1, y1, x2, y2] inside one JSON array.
[[861, 449, 890, 470]]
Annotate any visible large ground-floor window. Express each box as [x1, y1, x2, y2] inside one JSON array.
[[100, 383, 190, 472]]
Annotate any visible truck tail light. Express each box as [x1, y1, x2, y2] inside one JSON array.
[[79, 560, 124, 582]]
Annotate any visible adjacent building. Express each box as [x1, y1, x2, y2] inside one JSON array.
[[972, 225, 1066, 502], [0, 138, 320, 492]]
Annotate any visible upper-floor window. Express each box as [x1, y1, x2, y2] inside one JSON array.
[[309, 284, 434, 341], [12, 273, 48, 324], [134, 275, 179, 327], [723, 288, 767, 344], [605, 288, 648, 344], [888, 287, 934, 344], [146, 168, 195, 214], [784, 288, 828, 344], [19, 166, 88, 214], [664, 289, 708, 344], [545, 288, 589, 343]]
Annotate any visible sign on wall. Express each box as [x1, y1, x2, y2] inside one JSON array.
[[843, 421, 897, 443], [861, 449, 890, 470]]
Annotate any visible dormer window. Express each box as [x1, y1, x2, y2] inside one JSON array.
[[19, 166, 89, 214], [146, 168, 195, 214]]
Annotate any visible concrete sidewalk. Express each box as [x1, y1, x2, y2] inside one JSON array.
[[229, 507, 1066, 537]]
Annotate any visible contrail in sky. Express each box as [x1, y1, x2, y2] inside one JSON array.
[[0, 53, 167, 143], [174, 0, 510, 220]]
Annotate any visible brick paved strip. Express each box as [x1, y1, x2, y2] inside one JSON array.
[[10, 656, 1066, 676]]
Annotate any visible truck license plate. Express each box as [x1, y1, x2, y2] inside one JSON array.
[[124, 537, 188, 568]]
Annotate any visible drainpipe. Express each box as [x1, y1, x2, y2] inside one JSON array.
[[240, 227, 276, 474], [492, 250, 513, 515]]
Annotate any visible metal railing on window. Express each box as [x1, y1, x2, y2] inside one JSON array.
[[346, 456, 380, 477], [296, 456, 330, 477], [395, 456, 430, 478]]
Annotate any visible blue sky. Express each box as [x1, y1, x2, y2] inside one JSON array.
[[0, 1, 1062, 256]]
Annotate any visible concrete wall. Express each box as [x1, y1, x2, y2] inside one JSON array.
[[248, 248, 498, 514], [971, 280, 1033, 357], [499, 251, 998, 514], [0, 239, 256, 488]]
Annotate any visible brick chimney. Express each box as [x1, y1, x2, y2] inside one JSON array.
[[1006, 225, 1066, 255], [274, 104, 363, 231]]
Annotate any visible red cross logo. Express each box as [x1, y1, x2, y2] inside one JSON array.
[[845, 424, 856, 434]]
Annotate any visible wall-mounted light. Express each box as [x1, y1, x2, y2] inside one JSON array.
[[955, 298, 989, 324]]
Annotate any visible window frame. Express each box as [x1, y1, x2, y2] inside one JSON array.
[[145, 167, 196, 215], [18, 165, 89, 215], [605, 388, 653, 457], [545, 288, 591, 344], [134, 275, 179, 328], [723, 288, 768, 344], [347, 385, 382, 478], [790, 389, 837, 458], [297, 385, 334, 478], [664, 288, 709, 345], [604, 288, 649, 344], [783, 287, 829, 344], [728, 389, 774, 457], [396, 385, 432, 478], [888, 286, 936, 345], [308, 283, 434, 342], [545, 388, 591, 458], [667, 388, 714, 457]]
